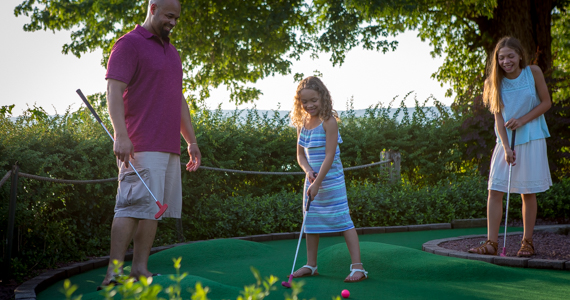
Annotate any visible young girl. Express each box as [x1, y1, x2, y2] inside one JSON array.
[[290, 76, 368, 282], [468, 37, 552, 257]]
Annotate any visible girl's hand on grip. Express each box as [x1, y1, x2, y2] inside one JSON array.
[[307, 183, 319, 199], [505, 118, 522, 130], [504, 148, 517, 166], [307, 171, 318, 183]]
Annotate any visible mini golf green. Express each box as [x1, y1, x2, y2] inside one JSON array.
[[37, 227, 570, 299]]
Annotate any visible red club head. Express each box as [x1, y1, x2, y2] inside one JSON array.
[[500, 248, 507, 257], [154, 203, 169, 219], [281, 275, 293, 288]]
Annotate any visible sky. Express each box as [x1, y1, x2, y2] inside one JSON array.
[[1, 0, 453, 116]]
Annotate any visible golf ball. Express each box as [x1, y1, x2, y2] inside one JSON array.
[[341, 289, 350, 298]]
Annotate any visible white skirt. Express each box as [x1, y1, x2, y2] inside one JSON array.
[[488, 138, 552, 194]]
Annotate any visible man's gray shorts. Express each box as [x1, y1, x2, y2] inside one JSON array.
[[115, 152, 182, 220]]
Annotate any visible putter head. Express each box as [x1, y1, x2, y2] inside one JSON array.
[[281, 275, 293, 288], [500, 248, 507, 257], [154, 203, 169, 219]]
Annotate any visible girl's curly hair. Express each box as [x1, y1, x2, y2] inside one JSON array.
[[290, 76, 339, 128]]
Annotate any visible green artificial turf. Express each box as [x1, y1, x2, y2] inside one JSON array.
[[37, 227, 570, 300]]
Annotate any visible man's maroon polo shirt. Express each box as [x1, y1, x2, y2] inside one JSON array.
[[106, 25, 183, 155]]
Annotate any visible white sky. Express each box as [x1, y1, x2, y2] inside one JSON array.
[[1, 0, 453, 116]]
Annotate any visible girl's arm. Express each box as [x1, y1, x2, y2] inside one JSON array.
[[495, 112, 516, 165], [307, 117, 338, 198], [297, 127, 316, 183], [505, 65, 552, 130]]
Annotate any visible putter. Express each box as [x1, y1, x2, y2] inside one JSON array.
[[76, 89, 168, 219], [500, 129, 516, 257], [282, 179, 316, 288]]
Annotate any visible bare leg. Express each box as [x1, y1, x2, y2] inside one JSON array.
[[130, 219, 158, 279], [102, 217, 138, 285], [487, 190, 504, 243], [343, 228, 366, 281], [469, 190, 503, 254], [518, 193, 537, 256], [293, 233, 319, 277], [521, 193, 537, 239]]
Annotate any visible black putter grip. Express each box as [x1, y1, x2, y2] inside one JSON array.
[[76, 89, 104, 124], [511, 129, 516, 150], [306, 194, 313, 211], [305, 172, 317, 211]]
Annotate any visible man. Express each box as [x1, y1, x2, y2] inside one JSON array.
[[100, 0, 200, 287]]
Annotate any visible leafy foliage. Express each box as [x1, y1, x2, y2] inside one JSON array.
[[66, 259, 302, 300]]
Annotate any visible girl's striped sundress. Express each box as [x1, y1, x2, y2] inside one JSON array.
[[298, 122, 355, 234]]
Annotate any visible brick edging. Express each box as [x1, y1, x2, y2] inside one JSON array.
[[10, 218, 490, 299], [422, 227, 570, 271]]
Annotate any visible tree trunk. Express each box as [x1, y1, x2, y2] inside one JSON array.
[[478, 0, 553, 74], [530, 0, 553, 76]]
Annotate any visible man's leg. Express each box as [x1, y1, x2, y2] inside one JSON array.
[[130, 219, 159, 279], [102, 217, 138, 285]]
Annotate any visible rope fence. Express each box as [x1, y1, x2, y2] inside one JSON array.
[[17, 173, 118, 185], [196, 159, 393, 176], [0, 152, 401, 187]]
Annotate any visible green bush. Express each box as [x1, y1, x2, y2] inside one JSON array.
[[339, 95, 465, 186], [0, 99, 117, 280], [348, 175, 489, 227], [180, 176, 490, 240]]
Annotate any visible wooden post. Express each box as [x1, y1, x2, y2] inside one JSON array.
[[390, 151, 401, 184]]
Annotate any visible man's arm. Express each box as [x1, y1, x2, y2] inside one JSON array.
[[180, 95, 201, 171], [107, 78, 134, 166]]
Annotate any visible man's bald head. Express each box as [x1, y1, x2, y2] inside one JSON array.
[[144, 0, 181, 41], [147, 0, 181, 17]]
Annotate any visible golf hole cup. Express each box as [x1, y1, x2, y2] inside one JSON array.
[[341, 289, 350, 298]]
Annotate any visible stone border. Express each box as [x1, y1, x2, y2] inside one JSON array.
[[15, 222, 457, 300], [422, 224, 570, 271]]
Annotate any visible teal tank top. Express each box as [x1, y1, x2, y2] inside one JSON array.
[[496, 66, 550, 146]]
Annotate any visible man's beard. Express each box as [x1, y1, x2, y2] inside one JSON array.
[[160, 29, 170, 40]]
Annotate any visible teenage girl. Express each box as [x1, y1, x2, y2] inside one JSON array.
[[290, 76, 368, 282], [469, 36, 552, 257]]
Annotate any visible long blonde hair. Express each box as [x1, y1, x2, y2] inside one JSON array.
[[290, 76, 339, 128], [483, 36, 528, 114]]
